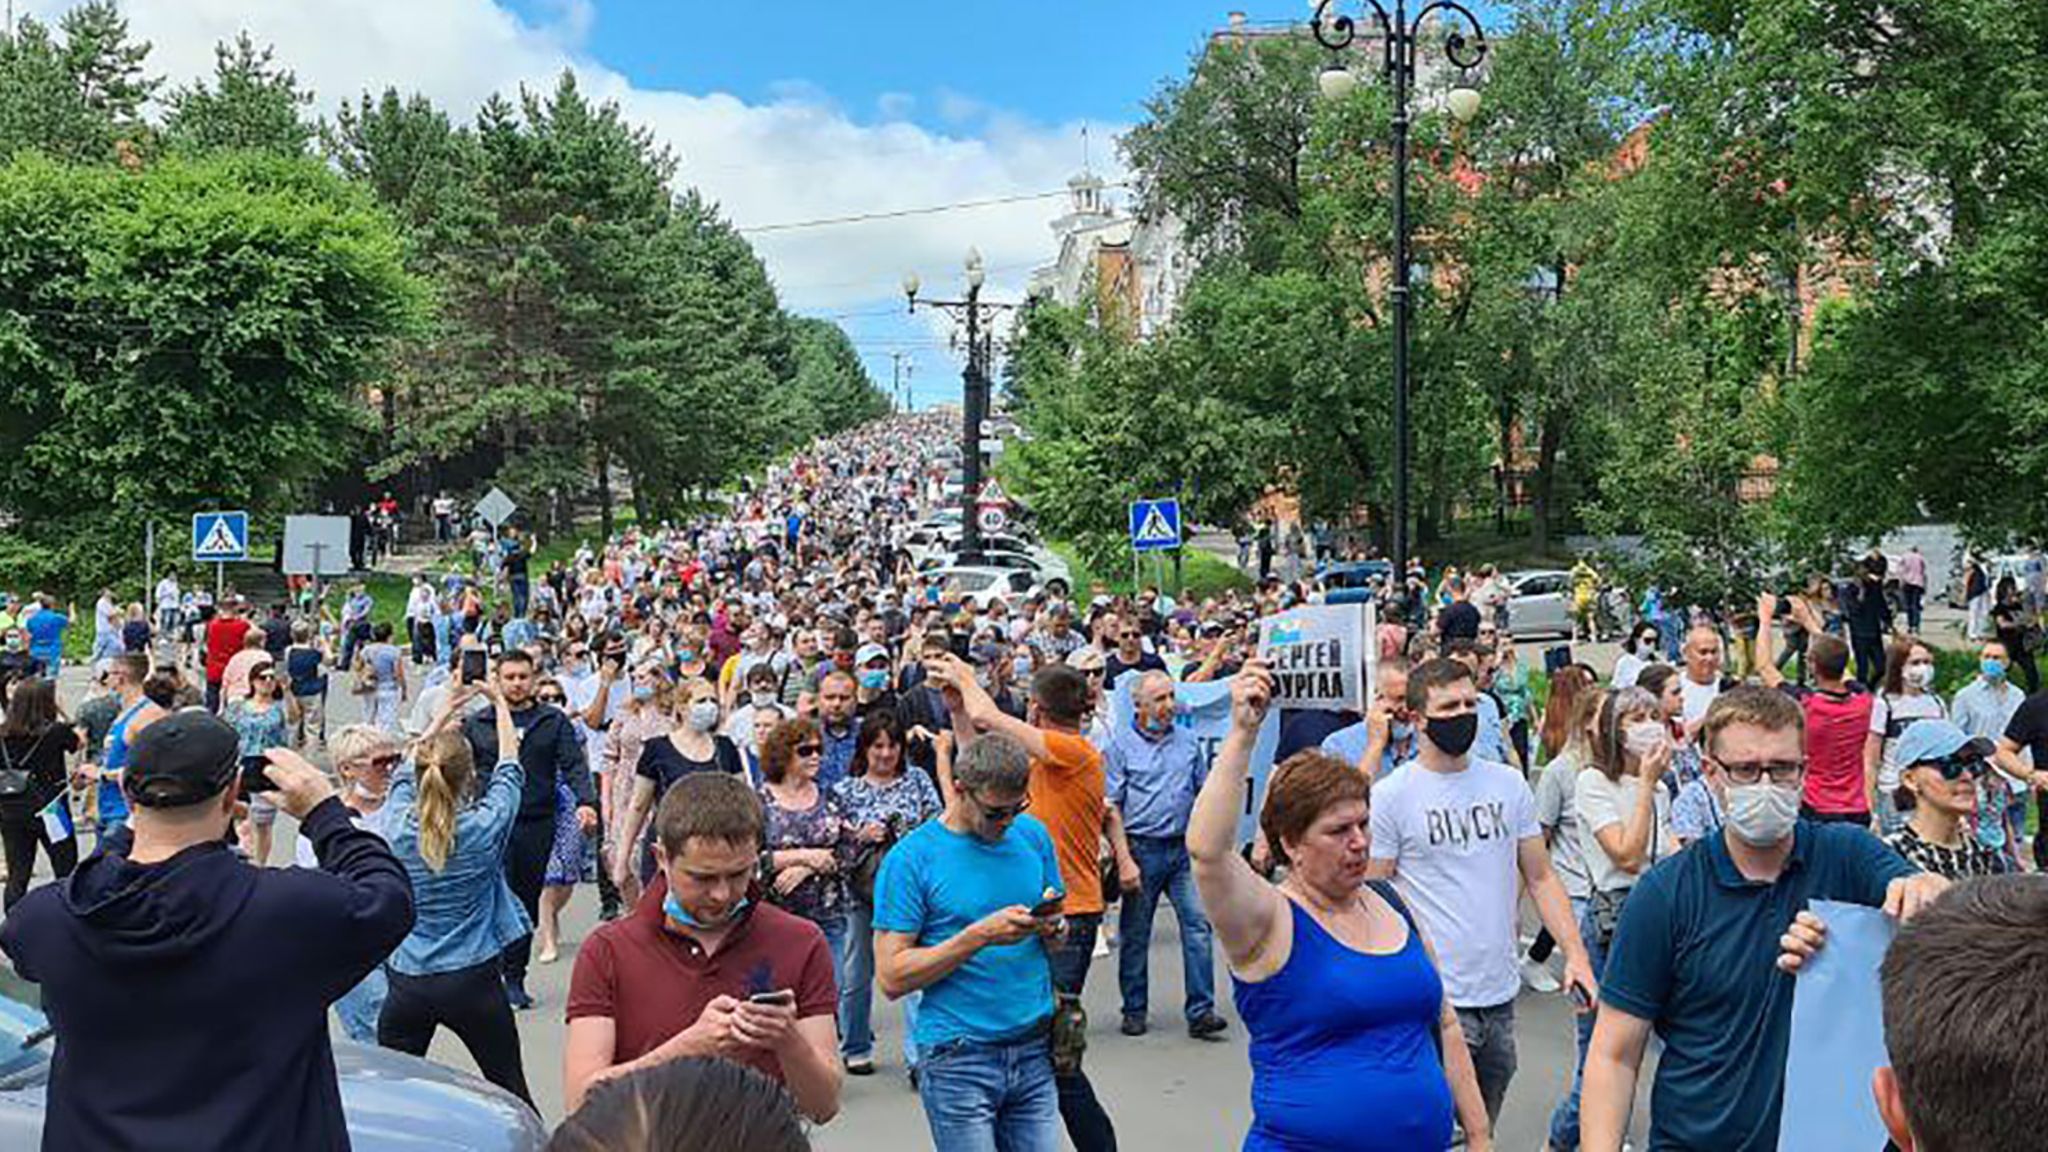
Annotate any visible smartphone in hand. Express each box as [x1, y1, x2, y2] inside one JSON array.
[[239, 757, 277, 795], [460, 648, 488, 685], [747, 989, 796, 1007]]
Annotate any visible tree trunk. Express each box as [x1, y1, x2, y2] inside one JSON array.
[[595, 442, 615, 540], [1530, 414, 1564, 558]]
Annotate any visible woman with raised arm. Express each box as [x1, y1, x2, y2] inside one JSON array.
[[1186, 660, 1491, 1152]]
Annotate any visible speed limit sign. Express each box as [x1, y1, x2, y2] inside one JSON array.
[[977, 505, 1007, 535]]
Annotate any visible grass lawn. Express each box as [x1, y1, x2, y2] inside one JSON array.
[[1046, 541, 1252, 601]]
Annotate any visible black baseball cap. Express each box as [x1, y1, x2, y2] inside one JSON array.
[[124, 711, 241, 808]]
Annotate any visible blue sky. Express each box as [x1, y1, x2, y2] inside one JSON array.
[[30, 0, 1504, 409]]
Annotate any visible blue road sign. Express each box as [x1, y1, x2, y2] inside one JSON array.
[[192, 511, 249, 563], [1128, 499, 1182, 553]]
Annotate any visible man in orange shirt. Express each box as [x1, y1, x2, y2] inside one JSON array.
[[931, 652, 1129, 1152]]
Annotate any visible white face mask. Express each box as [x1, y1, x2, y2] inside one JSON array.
[[1623, 720, 1667, 758], [685, 700, 720, 732], [1904, 663, 1935, 690], [750, 689, 777, 708], [1724, 782, 1800, 847]]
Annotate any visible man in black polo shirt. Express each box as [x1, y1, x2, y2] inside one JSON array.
[[1436, 578, 1480, 647], [1580, 687, 1948, 1152]]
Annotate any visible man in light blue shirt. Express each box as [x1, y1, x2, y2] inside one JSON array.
[[1105, 672, 1225, 1039], [875, 735, 1065, 1152], [1320, 659, 1418, 779], [1953, 640, 2030, 857], [1447, 639, 1512, 765]]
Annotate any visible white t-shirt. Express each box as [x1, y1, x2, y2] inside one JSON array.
[[1573, 768, 1677, 895], [293, 799, 396, 867], [1870, 692, 1948, 791], [1370, 757, 1540, 1009], [1679, 674, 1723, 727]]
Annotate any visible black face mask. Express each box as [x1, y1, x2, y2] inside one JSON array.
[[1425, 713, 1479, 758]]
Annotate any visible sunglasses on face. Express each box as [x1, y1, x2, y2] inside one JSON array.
[[973, 792, 1032, 822], [795, 743, 823, 756], [539, 695, 566, 706], [1714, 759, 1806, 787], [364, 754, 403, 770], [1917, 756, 1989, 783]]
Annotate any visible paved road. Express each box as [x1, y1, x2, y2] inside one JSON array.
[[14, 658, 1650, 1147]]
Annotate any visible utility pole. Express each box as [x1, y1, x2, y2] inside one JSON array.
[[904, 251, 1022, 556], [890, 352, 916, 414]]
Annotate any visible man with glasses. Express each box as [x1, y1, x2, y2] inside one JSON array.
[[875, 733, 1066, 1151], [1581, 686, 1949, 1152], [1103, 617, 1165, 688]]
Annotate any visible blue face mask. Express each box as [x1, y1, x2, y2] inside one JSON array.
[[859, 669, 890, 691], [632, 684, 655, 702], [1141, 712, 1175, 737], [664, 891, 749, 931], [1983, 658, 2009, 681], [1391, 720, 1416, 743]]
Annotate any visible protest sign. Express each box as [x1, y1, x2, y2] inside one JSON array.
[[1256, 603, 1370, 714], [1110, 675, 1279, 844], [1778, 900, 1894, 1152]]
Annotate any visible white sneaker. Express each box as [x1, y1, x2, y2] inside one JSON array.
[[1092, 934, 1110, 959], [1521, 956, 1561, 994]]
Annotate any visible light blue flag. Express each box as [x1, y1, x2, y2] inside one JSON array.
[[1778, 899, 1895, 1152], [38, 793, 73, 844], [1110, 674, 1279, 844]]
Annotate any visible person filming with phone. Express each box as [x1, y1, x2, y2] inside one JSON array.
[[0, 710, 415, 1150], [564, 771, 842, 1122]]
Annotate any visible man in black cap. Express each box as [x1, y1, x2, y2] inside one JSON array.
[[0, 711, 415, 1152]]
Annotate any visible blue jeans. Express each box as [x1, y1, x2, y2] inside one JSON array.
[[843, 900, 922, 1067], [816, 914, 848, 1020], [918, 1032, 1061, 1152], [1117, 835, 1216, 1022], [335, 966, 389, 1044], [1547, 898, 1604, 1151]]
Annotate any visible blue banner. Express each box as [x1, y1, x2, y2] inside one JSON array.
[[1110, 674, 1279, 844], [1778, 899, 1894, 1152]]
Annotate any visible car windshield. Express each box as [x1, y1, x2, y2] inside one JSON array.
[[0, 968, 51, 1085], [943, 571, 998, 592]]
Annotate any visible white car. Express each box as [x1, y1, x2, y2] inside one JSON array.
[[925, 565, 1042, 608], [918, 549, 1071, 597]]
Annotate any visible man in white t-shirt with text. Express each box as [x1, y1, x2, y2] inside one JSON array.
[[1368, 657, 1596, 1132]]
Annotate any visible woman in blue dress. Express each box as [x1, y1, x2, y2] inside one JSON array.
[[1188, 662, 1491, 1152]]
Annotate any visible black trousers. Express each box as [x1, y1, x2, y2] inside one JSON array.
[[1047, 913, 1118, 1152], [1, 810, 77, 910], [379, 958, 532, 1106], [1850, 631, 1887, 688], [501, 815, 554, 984]]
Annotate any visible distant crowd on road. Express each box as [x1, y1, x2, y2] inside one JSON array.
[[0, 410, 2044, 1152]]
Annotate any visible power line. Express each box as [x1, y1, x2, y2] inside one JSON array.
[[736, 185, 1125, 235]]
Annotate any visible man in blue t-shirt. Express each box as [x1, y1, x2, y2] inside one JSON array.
[[23, 595, 71, 676], [874, 732, 1066, 1151], [1580, 686, 1950, 1152]]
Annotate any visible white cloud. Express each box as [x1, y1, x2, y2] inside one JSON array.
[[25, 0, 1126, 314]]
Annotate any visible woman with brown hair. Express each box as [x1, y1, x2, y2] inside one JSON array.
[[1188, 662, 1491, 1152], [1866, 636, 1948, 837], [758, 716, 857, 1027], [597, 658, 673, 910], [549, 1056, 809, 1152], [0, 677, 80, 909], [378, 683, 535, 1106], [225, 659, 290, 865], [1538, 665, 1596, 764]]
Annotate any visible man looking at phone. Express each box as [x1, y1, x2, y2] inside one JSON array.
[[0, 713, 414, 1150], [874, 734, 1067, 1151], [565, 772, 841, 1121], [463, 648, 597, 1010]]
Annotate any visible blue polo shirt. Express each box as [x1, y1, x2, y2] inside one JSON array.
[[1599, 820, 1917, 1151], [1103, 721, 1206, 839], [873, 815, 1064, 1050]]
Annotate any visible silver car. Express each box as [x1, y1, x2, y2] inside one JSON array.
[[1505, 569, 1577, 639], [0, 979, 547, 1150]]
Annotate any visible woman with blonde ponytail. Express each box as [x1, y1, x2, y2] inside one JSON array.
[[378, 681, 536, 1108]]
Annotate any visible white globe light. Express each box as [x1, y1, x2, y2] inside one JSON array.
[[1448, 86, 1482, 123], [901, 271, 921, 298], [1319, 65, 1359, 101]]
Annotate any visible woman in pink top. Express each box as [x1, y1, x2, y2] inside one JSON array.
[[601, 660, 672, 909]]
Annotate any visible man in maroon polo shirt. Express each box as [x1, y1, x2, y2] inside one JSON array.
[[563, 772, 842, 1121]]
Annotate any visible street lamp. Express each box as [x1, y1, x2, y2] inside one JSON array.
[[1312, 0, 1487, 584], [905, 249, 1024, 554]]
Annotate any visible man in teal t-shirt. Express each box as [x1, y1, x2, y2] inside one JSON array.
[[874, 733, 1065, 1152]]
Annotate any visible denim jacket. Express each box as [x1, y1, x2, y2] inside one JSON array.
[[385, 757, 531, 977]]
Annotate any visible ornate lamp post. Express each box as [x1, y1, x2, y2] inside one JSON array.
[[1312, 0, 1486, 582], [903, 249, 1024, 554]]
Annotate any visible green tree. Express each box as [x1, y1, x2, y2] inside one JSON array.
[[162, 33, 314, 157], [0, 153, 424, 591]]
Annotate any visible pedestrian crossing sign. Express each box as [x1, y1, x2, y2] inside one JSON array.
[[1128, 499, 1182, 553], [192, 511, 249, 562]]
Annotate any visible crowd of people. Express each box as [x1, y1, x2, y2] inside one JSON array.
[[0, 409, 2043, 1152]]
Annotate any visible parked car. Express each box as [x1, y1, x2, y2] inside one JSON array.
[[925, 565, 1042, 609], [1315, 560, 1392, 606], [0, 977, 546, 1150], [1505, 569, 1576, 639], [917, 548, 1072, 597]]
